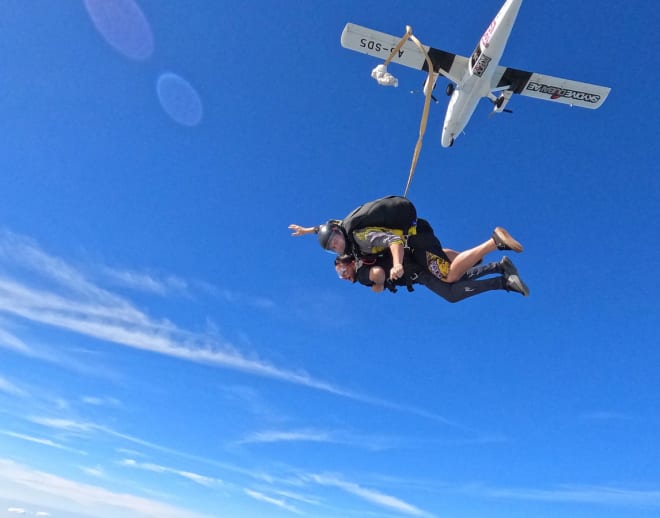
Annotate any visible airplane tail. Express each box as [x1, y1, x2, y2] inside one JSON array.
[[341, 23, 468, 84], [340, 23, 428, 70]]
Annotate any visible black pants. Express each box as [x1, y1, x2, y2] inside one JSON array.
[[416, 261, 506, 303]]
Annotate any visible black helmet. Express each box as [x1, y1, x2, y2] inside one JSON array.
[[317, 220, 347, 253]]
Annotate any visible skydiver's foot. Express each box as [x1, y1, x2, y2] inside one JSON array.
[[505, 274, 530, 297], [492, 227, 523, 253], [499, 256, 518, 276]]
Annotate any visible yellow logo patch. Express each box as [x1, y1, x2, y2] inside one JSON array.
[[426, 252, 450, 279]]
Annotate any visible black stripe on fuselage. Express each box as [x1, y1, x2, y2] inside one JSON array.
[[424, 47, 458, 73], [496, 67, 534, 94]]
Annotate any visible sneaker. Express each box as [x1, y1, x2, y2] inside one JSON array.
[[499, 256, 518, 276], [506, 274, 530, 296], [492, 227, 523, 253]]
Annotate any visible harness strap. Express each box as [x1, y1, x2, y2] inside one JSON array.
[[402, 221, 417, 249]]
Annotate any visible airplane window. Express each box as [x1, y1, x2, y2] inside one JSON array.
[[471, 45, 482, 67]]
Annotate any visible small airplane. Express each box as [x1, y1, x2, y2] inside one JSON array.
[[340, 0, 611, 147]]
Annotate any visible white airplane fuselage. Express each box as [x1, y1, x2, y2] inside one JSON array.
[[441, 0, 522, 147]]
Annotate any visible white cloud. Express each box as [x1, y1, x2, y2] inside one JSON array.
[[79, 465, 105, 478], [0, 430, 87, 455], [238, 429, 333, 445], [7, 509, 26, 515], [27, 416, 97, 434], [307, 473, 433, 517], [100, 266, 189, 297], [468, 483, 660, 507], [81, 395, 121, 408], [0, 458, 211, 518], [28, 416, 201, 466], [0, 247, 353, 397], [0, 375, 28, 397], [0, 229, 456, 425], [0, 327, 33, 354], [115, 447, 146, 458], [265, 488, 321, 506], [120, 459, 223, 488], [244, 489, 302, 515], [237, 428, 399, 451]]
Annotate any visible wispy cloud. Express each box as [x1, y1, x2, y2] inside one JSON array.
[[26, 416, 199, 462], [0, 458, 211, 518], [100, 265, 275, 310], [0, 430, 87, 455], [7, 510, 50, 517], [0, 229, 456, 424], [0, 375, 28, 398], [237, 428, 400, 451], [115, 447, 147, 458], [0, 248, 350, 396], [466, 483, 660, 507], [0, 326, 33, 355], [238, 428, 334, 445], [263, 488, 321, 506], [0, 232, 345, 394], [244, 488, 302, 515], [306, 473, 434, 517], [79, 465, 105, 478], [100, 266, 184, 296], [28, 414, 296, 494], [28, 416, 98, 434], [81, 395, 121, 408], [120, 459, 224, 488]]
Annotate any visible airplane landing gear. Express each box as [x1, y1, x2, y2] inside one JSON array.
[[446, 83, 455, 96]]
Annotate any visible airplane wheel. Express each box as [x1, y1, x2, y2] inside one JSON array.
[[449, 137, 454, 147], [496, 96, 504, 109], [446, 83, 454, 96]]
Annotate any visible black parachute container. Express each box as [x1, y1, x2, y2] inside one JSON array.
[[342, 196, 417, 235]]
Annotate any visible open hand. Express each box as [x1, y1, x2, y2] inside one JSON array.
[[289, 225, 314, 236]]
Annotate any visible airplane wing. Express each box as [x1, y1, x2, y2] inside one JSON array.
[[492, 66, 610, 109], [340, 23, 468, 84]]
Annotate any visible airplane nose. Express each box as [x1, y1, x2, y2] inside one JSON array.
[[441, 131, 455, 148]]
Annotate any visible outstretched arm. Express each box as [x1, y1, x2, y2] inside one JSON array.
[[288, 224, 318, 237]]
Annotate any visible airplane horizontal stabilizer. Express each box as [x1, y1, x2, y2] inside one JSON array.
[[341, 23, 467, 83]]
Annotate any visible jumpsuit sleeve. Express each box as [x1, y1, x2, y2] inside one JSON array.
[[351, 227, 405, 254]]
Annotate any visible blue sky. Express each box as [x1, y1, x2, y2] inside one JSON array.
[[1, 0, 659, 517]]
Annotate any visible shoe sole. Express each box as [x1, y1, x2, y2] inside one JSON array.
[[494, 227, 523, 253], [507, 274, 530, 296]]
